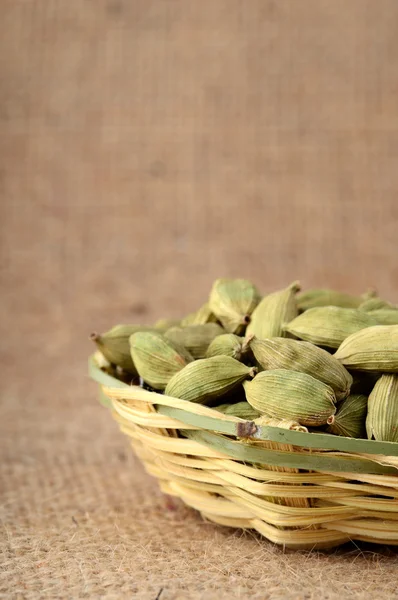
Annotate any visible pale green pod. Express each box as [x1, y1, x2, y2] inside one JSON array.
[[248, 336, 352, 401], [215, 401, 261, 420], [130, 331, 193, 390], [358, 297, 396, 312], [246, 281, 301, 339], [181, 302, 218, 326], [165, 356, 256, 404], [165, 323, 224, 359], [327, 394, 368, 439], [244, 369, 336, 426], [334, 325, 398, 372], [208, 278, 261, 334], [371, 309, 398, 325], [284, 307, 378, 349], [366, 375, 398, 442], [154, 318, 181, 331], [206, 333, 246, 361], [297, 289, 363, 311], [90, 324, 155, 373]]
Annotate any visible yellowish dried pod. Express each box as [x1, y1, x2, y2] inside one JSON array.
[[254, 415, 308, 433], [244, 369, 336, 426], [90, 324, 155, 373], [327, 394, 368, 439], [334, 325, 398, 372], [366, 375, 398, 442], [165, 356, 256, 404], [284, 307, 378, 349], [208, 278, 261, 334], [181, 302, 218, 326], [297, 289, 363, 311], [165, 323, 224, 359], [246, 281, 301, 339], [130, 331, 193, 390], [248, 336, 352, 400]]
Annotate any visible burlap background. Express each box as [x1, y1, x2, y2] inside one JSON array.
[[1, 1, 398, 598]]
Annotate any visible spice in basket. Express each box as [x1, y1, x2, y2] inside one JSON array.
[[283, 306, 378, 349], [366, 374, 398, 442], [90, 280, 398, 442], [130, 331, 194, 390], [247, 336, 352, 401], [209, 278, 261, 334], [243, 369, 337, 426], [164, 356, 257, 404], [246, 281, 300, 339]]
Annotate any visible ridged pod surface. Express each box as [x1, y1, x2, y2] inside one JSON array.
[[90, 324, 155, 373], [248, 336, 352, 400], [366, 375, 398, 442], [244, 369, 336, 426], [206, 333, 245, 361], [130, 331, 193, 390], [246, 281, 300, 339], [327, 394, 368, 439], [334, 325, 398, 372], [209, 278, 261, 334], [165, 323, 224, 359], [165, 356, 256, 404], [284, 307, 378, 349]]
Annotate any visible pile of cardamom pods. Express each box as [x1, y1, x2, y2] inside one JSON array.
[[91, 279, 398, 442]]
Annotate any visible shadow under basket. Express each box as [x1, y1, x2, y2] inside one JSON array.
[[89, 355, 398, 550]]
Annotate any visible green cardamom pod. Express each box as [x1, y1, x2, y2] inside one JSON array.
[[327, 394, 368, 438], [248, 336, 352, 401], [366, 374, 398, 442], [358, 297, 396, 312], [208, 278, 261, 334], [246, 281, 301, 339], [284, 307, 378, 349], [130, 331, 193, 390], [165, 323, 224, 359], [205, 333, 247, 361], [334, 325, 398, 372], [244, 369, 336, 426], [371, 309, 398, 325], [181, 302, 218, 326], [165, 356, 256, 404], [90, 324, 155, 373], [297, 289, 363, 311], [215, 401, 261, 420]]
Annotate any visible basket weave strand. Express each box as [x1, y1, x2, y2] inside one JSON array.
[[90, 356, 398, 549]]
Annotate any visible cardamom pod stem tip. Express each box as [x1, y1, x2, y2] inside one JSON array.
[[249, 366, 258, 378]]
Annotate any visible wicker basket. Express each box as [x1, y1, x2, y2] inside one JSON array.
[[89, 355, 398, 550]]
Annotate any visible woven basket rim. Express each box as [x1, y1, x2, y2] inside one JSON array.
[[88, 354, 398, 460]]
